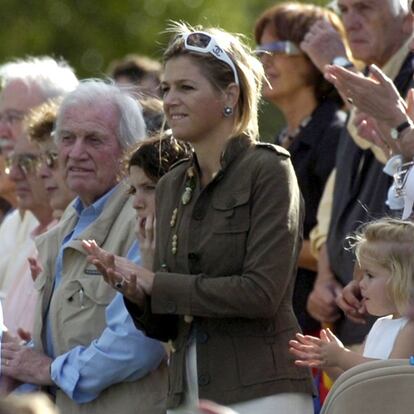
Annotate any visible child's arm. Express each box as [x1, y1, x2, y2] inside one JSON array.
[[389, 320, 414, 358], [289, 328, 375, 380]]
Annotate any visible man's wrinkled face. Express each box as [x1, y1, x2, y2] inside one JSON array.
[[56, 101, 124, 206], [0, 79, 45, 201], [0, 79, 45, 154], [338, 0, 407, 66]]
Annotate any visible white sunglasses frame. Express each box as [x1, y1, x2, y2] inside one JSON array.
[[183, 31, 240, 85]]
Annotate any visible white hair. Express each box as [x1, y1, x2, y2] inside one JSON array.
[[329, 0, 410, 16], [0, 56, 78, 99], [55, 79, 146, 150]]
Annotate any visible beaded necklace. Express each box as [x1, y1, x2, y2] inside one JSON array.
[[169, 165, 196, 255]]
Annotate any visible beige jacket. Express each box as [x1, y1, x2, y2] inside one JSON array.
[[33, 182, 167, 414]]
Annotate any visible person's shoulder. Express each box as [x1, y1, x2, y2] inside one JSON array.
[[253, 142, 290, 159], [157, 157, 192, 191], [169, 157, 192, 172]]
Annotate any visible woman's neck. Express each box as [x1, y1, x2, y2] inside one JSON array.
[[275, 88, 318, 135], [192, 123, 234, 188]]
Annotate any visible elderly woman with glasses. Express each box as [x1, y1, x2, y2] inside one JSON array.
[[86, 21, 314, 413], [254, 3, 349, 335]]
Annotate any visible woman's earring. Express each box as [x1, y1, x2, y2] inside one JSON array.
[[223, 106, 233, 117]]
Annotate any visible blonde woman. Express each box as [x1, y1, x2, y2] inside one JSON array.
[[86, 22, 314, 413]]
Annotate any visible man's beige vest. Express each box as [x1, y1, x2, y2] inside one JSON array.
[[33, 183, 167, 414]]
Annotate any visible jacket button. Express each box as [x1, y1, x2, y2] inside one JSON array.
[[198, 373, 210, 386], [193, 208, 204, 220], [196, 331, 209, 344], [165, 301, 176, 313], [188, 252, 199, 261]]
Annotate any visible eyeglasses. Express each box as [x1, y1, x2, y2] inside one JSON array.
[[183, 31, 240, 85], [255, 41, 302, 58], [0, 110, 26, 126], [4, 153, 42, 176], [42, 150, 59, 169]]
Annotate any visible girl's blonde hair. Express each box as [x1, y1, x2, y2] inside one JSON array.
[[351, 218, 414, 315], [163, 21, 265, 142]]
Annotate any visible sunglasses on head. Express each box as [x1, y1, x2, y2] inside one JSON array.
[[183, 31, 240, 85], [255, 40, 301, 57]]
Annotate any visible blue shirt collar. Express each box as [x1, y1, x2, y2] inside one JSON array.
[[73, 184, 120, 219]]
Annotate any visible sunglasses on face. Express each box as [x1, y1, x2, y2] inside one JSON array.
[[255, 41, 302, 58], [183, 31, 240, 85], [4, 153, 42, 176], [42, 150, 59, 169]]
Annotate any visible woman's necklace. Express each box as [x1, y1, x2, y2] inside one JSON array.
[[170, 166, 196, 255]]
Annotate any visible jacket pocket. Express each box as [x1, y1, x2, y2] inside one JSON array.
[[212, 190, 250, 234], [63, 277, 115, 307], [58, 277, 116, 346]]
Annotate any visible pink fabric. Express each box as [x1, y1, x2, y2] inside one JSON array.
[[3, 220, 57, 335]]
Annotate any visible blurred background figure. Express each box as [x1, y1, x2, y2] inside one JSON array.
[[2, 98, 77, 337], [0, 393, 58, 414], [108, 53, 162, 98], [27, 98, 76, 219], [304, 0, 414, 347], [0, 57, 78, 297], [254, 2, 348, 335], [2, 126, 55, 335], [139, 96, 166, 137]]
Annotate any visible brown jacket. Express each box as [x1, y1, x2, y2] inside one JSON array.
[[127, 136, 314, 408]]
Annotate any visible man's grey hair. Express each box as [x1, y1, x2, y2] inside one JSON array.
[[329, 0, 410, 16], [0, 56, 78, 99], [55, 79, 146, 150]]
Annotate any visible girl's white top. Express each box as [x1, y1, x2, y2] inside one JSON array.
[[363, 315, 409, 359]]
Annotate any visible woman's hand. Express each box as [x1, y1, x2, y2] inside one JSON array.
[[136, 214, 156, 270], [289, 328, 346, 368], [82, 239, 156, 296], [104, 268, 147, 307]]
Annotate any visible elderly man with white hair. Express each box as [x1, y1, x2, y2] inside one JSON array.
[[0, 57, 79, 297], [300, 0, 414, 346], [0, 80, 167, 414]]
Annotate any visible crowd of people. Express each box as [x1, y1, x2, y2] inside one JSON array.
[[0, 1, 414, 413]]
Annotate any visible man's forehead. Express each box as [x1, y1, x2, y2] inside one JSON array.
[[13, 133, 41, 154], [0, 79, 44, 113], [60, 101, 119, 132], [338, 0, 387, 9]]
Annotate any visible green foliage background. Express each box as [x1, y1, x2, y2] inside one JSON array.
[[0, 0, 331, 140]]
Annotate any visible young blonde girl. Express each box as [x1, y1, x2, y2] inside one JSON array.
[[289, 218, 414, 381]]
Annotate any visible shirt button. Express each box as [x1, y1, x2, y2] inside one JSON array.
[[198, 373, 210, 386], [165, 301, 176, 313]]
